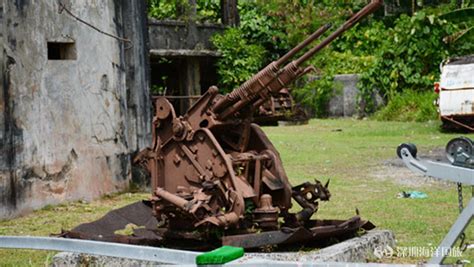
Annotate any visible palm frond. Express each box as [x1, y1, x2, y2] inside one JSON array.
[[440, 7, 474, 24]]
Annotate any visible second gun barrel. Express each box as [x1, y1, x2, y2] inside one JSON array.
[[275, 23, 332, 66]]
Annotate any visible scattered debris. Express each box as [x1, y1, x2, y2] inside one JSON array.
[[397, 191, 428, 199], [114, 224, 145, 236]]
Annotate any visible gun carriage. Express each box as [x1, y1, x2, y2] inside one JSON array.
[[133, 0, 383, 248]]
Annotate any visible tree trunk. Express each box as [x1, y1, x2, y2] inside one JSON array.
[[220, 0, 239, 26]]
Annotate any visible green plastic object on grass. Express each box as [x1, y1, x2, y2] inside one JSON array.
[[196, 246, 244, 265]]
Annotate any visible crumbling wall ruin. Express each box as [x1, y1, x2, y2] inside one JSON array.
[[0, 0, 150, 218]]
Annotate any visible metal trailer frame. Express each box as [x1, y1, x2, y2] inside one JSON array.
[[399, 147, 473, 264], [0, 236, 200, 265]]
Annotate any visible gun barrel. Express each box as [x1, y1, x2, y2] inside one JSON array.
[[212, 24, 332, 115], [294, 0, 383, 66], [213, 0, 383, 120], [275, 23, 332, 67]]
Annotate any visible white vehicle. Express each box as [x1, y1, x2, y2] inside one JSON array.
[[435, 55, 474, 131]]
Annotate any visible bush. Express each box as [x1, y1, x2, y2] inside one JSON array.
[[238, 1, 290, 61], [359, 11, 470, 113], [374, 90, 438, 122], [148, 0, 184, 20], [211, 28, 266, 92], [148, 0, 221, 22]]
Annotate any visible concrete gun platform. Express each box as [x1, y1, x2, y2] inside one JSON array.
[[51, 230, 396, 266]]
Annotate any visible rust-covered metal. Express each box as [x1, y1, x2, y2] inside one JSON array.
[[441, 115, 474, 132], [60, 201, 375, 250], [131, 0, 382, 248], [254, 88, 309, 126], [62, 1, 382, 250], [161, 90, 309, 126]]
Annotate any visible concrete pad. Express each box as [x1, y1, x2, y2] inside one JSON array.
[[51, 230, 395, 266], [238, 230, 395, 263], [51, 252, 163, 267]]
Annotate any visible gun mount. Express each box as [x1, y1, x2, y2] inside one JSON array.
[[134, 0, 383, 249], [254, 88, 309, 126]]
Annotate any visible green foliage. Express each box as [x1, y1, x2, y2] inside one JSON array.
[[251, 0, 371, 55], [359, 11, 473, 113], [211, 28, 266, 92], [332, 21, 388, 56], [450, 0, 473, 8], [148, 0, 220, 22], [440, 7, 474, 22], [295, 77, 333, 118], [196, 0, 221, 22], [374, 90, 438, 122], [441, 7, 474, 49], [151, 84, 166, 95], [238, 1, 290, 60], [210, 2, 292, 92], [148, 0, 185, 20]]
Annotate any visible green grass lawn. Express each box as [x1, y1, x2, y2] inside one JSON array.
[[1, 118, 473, 265]]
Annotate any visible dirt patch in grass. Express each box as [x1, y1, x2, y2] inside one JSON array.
[[370, 148, 453, 189]]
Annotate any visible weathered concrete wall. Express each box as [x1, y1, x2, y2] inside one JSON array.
[[120, 0, 151, 151], [307, 74, 382, 117], [328, 74, 360, 117], [148, 19, 225, 51], [148, 19, 223, 114], [0, 0, 150, 218]]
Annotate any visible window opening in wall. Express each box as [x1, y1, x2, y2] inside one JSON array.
[[47, 42, 77, 60]]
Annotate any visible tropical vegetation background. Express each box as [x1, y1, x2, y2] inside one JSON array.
[[148, 0, 474, 121]]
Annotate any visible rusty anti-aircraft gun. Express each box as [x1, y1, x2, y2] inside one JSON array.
[[134, 0, 383, 249]]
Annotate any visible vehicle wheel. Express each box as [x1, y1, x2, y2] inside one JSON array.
[[445, 137, 473, 163], [397, 143, 417, 159]]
